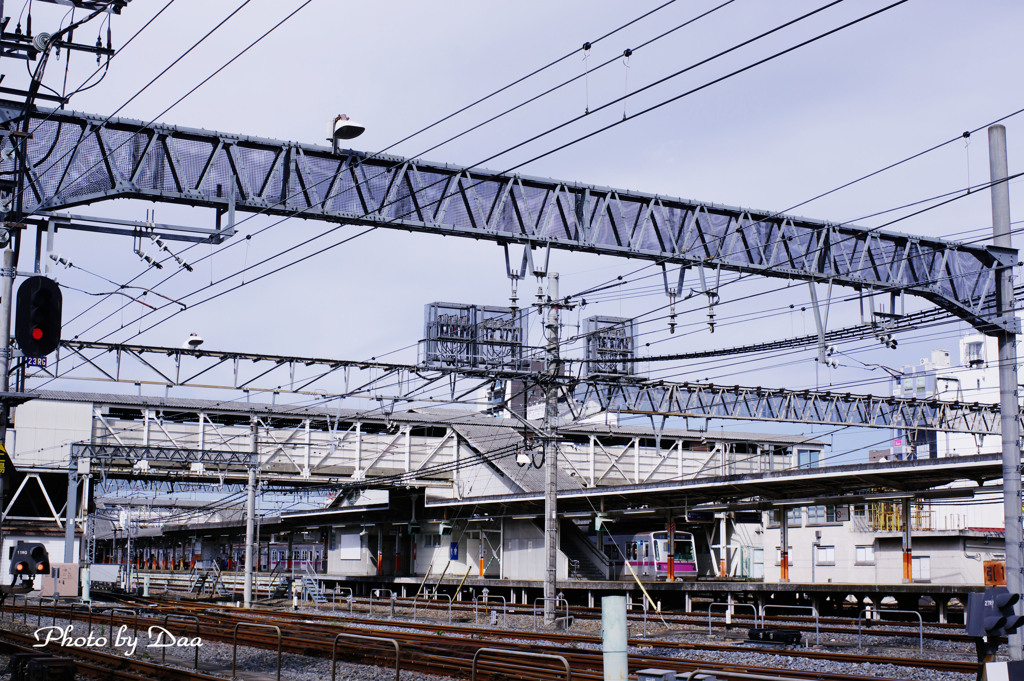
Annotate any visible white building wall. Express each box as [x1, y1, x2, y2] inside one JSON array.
[[11, 400, 93, 466], [500, 519, 548, 580], [762, 504, 1004, 585], [326, 528, 375, 576]]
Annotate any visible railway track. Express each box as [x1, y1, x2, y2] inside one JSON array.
[[122, 588, 973, 644], [1, 596, 977, 679]]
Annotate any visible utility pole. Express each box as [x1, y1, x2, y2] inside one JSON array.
[[243, 417, 258, 608], [989, 124, 1023, 660], [543, 273, 560, 624], [0, 248, 14, 553]]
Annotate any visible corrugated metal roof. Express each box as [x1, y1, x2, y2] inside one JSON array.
[[449, 420, 584, 494], [25, 390, 823, 451]]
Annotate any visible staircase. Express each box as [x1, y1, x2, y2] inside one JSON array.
[[187, 566, 206, 593], [301, 566, 327, 605], [187, 563, 228, 597], [559, 519, 609, 580]]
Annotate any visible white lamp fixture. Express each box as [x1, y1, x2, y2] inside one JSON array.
[[329, 114, 365, 152]]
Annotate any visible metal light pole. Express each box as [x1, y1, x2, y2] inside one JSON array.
[[990, 124, 1023, 660], [543, 273, 560, 624]]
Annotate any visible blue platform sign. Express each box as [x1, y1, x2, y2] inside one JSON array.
[[449, 542, 459, 561]]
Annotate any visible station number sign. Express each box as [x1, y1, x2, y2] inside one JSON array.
[[985, 560, 1007, 586]]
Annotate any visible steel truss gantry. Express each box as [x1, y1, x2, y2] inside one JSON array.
[[0, 103, 1010, 333], [52, 340, 1003, 433]]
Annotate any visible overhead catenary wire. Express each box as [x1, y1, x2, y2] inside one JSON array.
[[24, 1, 1015, 436], [53, 0, 744, 339], [59, 0, 907, 353]]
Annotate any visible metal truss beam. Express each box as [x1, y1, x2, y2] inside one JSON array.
[[568, 381, 1002, 434], [0, 103, 1010, 333], [46, 341, 1004, 433]]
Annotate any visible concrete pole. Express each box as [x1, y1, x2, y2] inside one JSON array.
[[0, 249, 13, 557], [543, 273, 560, 624], [990, 124, 1023, 660], [243, 417, 257, 608], [601, 595, 628, 681]]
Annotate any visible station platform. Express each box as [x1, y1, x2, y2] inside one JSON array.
[[132, 570, 979, 624]]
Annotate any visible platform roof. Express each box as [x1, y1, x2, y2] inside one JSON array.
[[427, 452, 1002, 515]]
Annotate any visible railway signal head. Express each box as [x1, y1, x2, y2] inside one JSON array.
[[967, 587, 1024, 639], [15, 276, 62, 357], [9, 541, 49, 577]]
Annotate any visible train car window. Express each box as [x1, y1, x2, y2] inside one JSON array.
[[675, 542, 696, 561]]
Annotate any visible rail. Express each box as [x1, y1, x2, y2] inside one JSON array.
[[682, 670, 812, 681], [471, 647, 571, 681], [474, 594, 507, 627], [413, 593, 453, 624], [761, 604, 819, 645], [160, 613, 200, 668], [332, 632, 400, 681], [707, 602, 758, 634], [857, 608, 923, 653], [232, 622, 282, 681], [533, 598, 570, 631]]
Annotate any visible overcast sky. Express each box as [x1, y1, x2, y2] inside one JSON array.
[[5, 0, 1024, 458]]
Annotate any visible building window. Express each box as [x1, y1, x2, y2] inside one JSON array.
[[815, 545, 835, 565], [796, 449, 820, 469], [807, 505, 840, 525], [965, 341, 984, 367], [768, 508, 803, 527], [855, 545, 875, 565]]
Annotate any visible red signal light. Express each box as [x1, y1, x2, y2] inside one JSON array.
[[32, 328, 42, 340], [36, 563, 45, 572], [15, 562, 25, 572]]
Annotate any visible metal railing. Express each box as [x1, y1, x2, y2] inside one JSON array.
[[331, 587, 354, 613], [413, 593, 453, 624], [159, 613, 200, 668], [332, 632, 400, 681], [109, 608, 139, 649], [857, 608, 923, 653], [761, 604, 819, 645], [471, 648, 570, 681], [232, 622, 282, 681], [707, 602, 758, 634], [474, 594, 507, 627], [370, 589, 396, 617], [532, 598, 570, 630]]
